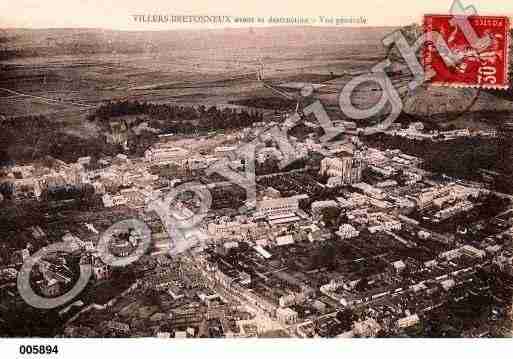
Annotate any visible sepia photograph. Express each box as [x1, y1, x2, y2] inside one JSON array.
[[1, 0, 513, 357]]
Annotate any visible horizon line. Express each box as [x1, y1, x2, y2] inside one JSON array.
[[0, 24, 411, 32]]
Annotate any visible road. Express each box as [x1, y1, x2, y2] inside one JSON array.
[[181, 255, 293, 336], [0, 87, 95, 109]]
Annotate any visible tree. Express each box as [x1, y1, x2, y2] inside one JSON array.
[[336, 309, 356, 331], [321, 206, 341, 228]]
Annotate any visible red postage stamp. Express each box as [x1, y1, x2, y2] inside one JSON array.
[[423, 14, 510, 89]]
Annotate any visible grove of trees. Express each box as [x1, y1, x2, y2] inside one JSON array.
[[90, 100, 265, 134]]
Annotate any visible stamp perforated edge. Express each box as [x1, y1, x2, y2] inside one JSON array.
[[422, 14, 511, 90]]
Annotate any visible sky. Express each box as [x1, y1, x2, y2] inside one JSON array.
[[0, 0, 512, 30]]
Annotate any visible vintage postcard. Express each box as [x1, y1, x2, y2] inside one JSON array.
[[1, 0, 513, 357]]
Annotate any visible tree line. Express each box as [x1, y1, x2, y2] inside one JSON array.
[[89, 100, 265, 134]]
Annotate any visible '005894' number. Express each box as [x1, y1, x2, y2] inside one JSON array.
[[19, 345, 59, 355]]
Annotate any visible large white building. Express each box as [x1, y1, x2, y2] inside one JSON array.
[[336, 224, 360, 239], [397, 314, 420, 329], [319, 155, 363, 185], [255, 197, 299, 218], [413, 184, 480, 210], [276, 307, 298, 324], [368, 213, 402, 233], [184, 156, 219, 170], [207, 220, 257, 238], [414, 185, 452, 210], [433, 200, 474, 221], [144, 143, 189, 165]]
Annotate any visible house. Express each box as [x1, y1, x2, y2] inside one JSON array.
[[276, 307, 298, 324], [37, 278, 62, 298], [353, 318, 381, 337], [397, 314, 420, 328], [336, 224, 360, 240], [392, 260, 406, 273], [92, 257, 111, 281]]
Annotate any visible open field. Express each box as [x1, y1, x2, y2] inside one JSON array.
[[0, 27, 391, 110], [1, 26, 513, 165]]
